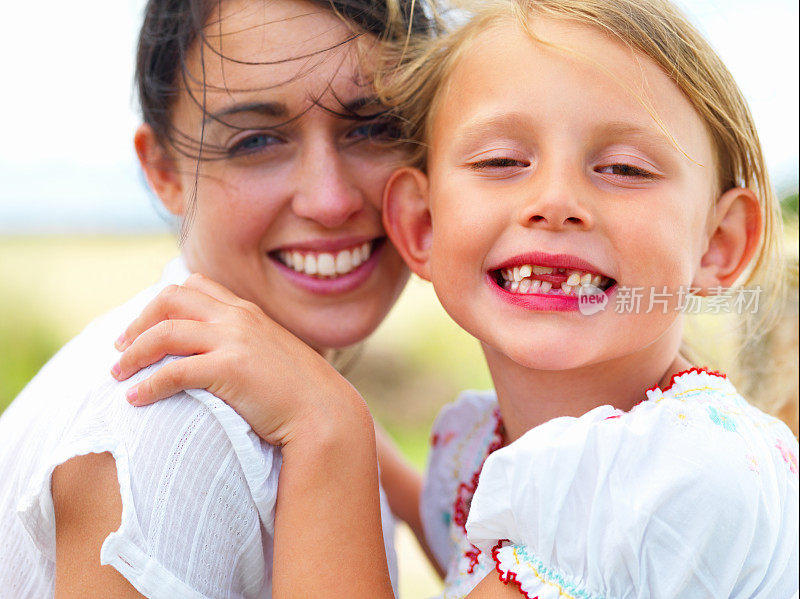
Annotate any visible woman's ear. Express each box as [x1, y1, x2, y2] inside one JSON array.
[[134, 124, 184, 216], [693, 186, 762, 292], [383, 167, 433, 282]]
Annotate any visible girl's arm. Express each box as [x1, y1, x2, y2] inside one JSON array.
[[374, 423, 445, 579]]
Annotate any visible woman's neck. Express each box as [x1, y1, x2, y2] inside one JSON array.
[[484, 326, 691, 443]]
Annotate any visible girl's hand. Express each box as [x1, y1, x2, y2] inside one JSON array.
[[110, 273, 363, 447]]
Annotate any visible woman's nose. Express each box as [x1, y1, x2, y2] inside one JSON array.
[[517, 165, 593, 230], [291, 143, 365, 228]]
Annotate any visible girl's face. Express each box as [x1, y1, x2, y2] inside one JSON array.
[[160, 0, 409, 351], [422, 17, 719, 371]]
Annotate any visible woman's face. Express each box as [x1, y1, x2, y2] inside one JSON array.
[[163, 0, 409, 351]]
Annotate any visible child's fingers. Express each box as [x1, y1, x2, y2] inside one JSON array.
[[124, 354, 215, 407], [111, 319, 215, 381], [116, 284, 222, 351]]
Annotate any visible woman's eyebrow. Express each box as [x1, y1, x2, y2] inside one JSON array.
[[204, 101, 288, 124], [341, 95, 382, 113]]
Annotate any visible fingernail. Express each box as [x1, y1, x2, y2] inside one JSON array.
[[110, 362, 121, 378], [126, 386, 139, 405], [115, 334, 127, 350]]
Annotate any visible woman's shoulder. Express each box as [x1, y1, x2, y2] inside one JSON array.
[[1, 260, 283, 597]]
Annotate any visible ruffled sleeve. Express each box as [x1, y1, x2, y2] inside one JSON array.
[[466, 370, 799, 598]]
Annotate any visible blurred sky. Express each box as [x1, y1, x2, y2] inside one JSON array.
[[0, 0, 797, 233]]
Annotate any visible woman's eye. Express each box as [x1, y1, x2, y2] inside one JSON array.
[[348, 120, 403, 142], [229, 133, 281, 156], [469, 157, 530, 170], [596, 164, 656, 179]]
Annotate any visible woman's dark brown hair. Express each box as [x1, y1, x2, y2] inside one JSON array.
[[135, 0, 437, 154]]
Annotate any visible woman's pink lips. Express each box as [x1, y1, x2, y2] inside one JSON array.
[[486, 273, 617, 313], [270, 242, 383, 296]]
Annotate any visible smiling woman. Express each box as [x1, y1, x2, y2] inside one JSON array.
[[0, 1, 436, 597]]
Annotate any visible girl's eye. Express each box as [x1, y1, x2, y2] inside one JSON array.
[[596, 164, 657, 179], [229, 133, 281, 156], [348, 120, 403, 142], [469, 157, 530, 170]]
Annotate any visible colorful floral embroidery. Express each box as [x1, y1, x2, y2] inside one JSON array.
[[775, 438, 798, 474], [707, 405, 737, 432], [492, 541, 605, 599]]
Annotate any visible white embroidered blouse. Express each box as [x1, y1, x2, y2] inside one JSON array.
[[421, 369, 798, 598], [0, 257, 398, 598]]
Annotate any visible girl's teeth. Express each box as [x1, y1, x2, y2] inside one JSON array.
[[497, 263, 612, 295]]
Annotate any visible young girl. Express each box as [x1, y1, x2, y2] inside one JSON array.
[[115, 0, 798, 596], [0, 0, 435, 597]]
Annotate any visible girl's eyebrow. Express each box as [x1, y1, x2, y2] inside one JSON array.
[[450, 112, 534, 153], [594, 122, 674, 152]]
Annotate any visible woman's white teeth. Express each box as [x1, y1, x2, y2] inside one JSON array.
[[305, 254, 318, 275], [317, 253, 336, 276], [499, 265, 610, 295], [279, 243, 372, 278]]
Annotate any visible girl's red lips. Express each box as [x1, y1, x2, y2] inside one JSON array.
[[489, 251, 613, 280]]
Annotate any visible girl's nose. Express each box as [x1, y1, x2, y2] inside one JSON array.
[[292, 144, 365, 228], [517, 167, 593, 231]]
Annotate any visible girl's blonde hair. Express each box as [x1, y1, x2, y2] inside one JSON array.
[[378, 0, 794, 424]]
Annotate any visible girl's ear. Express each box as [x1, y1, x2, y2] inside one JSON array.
[[693, 186, 762, 292], [134, 124, 185, 216], [383, 167, 433, 282]]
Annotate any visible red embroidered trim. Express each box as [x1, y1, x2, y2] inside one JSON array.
[[645, 366, 727, 394], [452, 408, 505, 572], [491, 540, 538, 599]]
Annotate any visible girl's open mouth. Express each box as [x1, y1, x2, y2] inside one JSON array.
[[491, 263, 616, 296]]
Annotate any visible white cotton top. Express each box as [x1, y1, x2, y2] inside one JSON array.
[[0, 257, 398, 599], [421, 370, 799, 599]]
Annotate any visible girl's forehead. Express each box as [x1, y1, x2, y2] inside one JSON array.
[[433, 16, 714, 172]]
